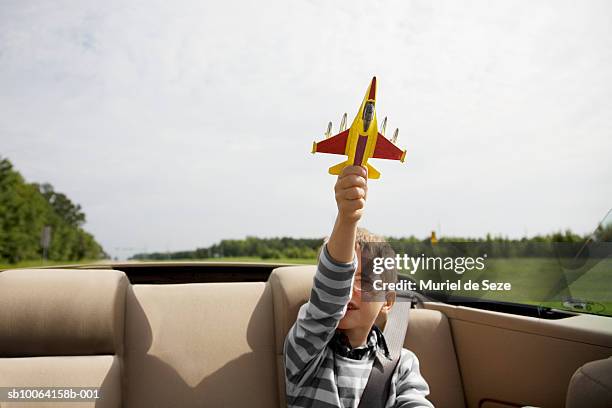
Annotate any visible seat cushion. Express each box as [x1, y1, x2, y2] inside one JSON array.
[[0, 269, 128, 356]]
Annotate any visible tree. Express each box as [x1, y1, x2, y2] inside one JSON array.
[[0, 156, 105, 264]]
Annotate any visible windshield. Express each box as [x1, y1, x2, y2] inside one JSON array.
[[554, 209, 612, 316], [382, 210, 612, 317], [593, 209, 612, 243]]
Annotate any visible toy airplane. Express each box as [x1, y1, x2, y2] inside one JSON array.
[[311, 77, 406, 179]]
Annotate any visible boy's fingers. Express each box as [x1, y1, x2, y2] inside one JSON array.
[[336, 174, 367, 190], [334, 165, 368, 222], [342, 198, 366, 212], [342, 187, 366, 200], [339, 165, 367, 179]]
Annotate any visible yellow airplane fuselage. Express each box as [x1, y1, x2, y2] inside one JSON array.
[[345, 106, 378, 166], [327, 77, 381, 178]]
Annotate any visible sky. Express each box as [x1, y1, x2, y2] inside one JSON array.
[[1, 0, 611, 260]]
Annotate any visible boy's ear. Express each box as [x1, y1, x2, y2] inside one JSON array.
[[375, 291, 396, 329], [375, 291, 397, 330], [382, 291, 396, 311]]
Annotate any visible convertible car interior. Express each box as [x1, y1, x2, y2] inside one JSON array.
[[0, 262, 611, 407]]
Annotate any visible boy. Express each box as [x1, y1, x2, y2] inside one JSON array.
[[283, 165, 433, 408]]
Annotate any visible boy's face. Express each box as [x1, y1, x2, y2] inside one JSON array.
[[337, 246, 395, 332]]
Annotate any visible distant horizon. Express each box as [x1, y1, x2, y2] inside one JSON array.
[[126, 228, 597, 259]]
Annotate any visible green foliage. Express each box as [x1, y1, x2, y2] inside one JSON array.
[[131, 236, 323, 261], [130, 230, 594, 261], [0, 156, 106, 264], [387, 231, 592, 258]]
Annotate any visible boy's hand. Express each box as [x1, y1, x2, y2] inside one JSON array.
[[334, 165, 368, 224]]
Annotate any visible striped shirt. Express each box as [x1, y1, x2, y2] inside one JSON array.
[[283, 244, 434, 408]]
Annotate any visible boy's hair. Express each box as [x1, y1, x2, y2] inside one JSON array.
[[356, 227, 397, 289], [319, 227, 398, 288]]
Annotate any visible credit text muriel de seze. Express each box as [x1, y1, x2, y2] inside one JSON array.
[[369, 253, 512, 292]]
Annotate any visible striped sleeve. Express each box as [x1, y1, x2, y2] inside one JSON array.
[[283, 243, 358, 390], [392, 349, 435, 408]]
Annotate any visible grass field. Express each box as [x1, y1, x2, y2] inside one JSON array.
[[401, 257, 612, 317]]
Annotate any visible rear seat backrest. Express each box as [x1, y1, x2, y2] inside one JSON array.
[[123, 282, 279, 408], [269, 265, 314, 407], [269, 265, 466, 408], [0, 268, 127, 408]]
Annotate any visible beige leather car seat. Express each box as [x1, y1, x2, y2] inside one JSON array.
[[269, 265, 467, 408], [123, 282, 279, 408], [565, 356, 612, 408], [1, 265, 469, 408], [0, 269, 280, 408], [0, 268, 127, 408]]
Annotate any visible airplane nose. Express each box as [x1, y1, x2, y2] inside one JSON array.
[[368, 76, 376, 100]]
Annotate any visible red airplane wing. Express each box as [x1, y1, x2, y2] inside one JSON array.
[[373, 133, 405, 161], [313, 129, 349, 155]]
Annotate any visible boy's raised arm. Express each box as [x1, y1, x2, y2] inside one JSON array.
[[327, 165, 368, 262], [284, 166, 368, 390]]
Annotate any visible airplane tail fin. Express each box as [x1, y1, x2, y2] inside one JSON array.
[[366, 163, 381, 179], [328, 160, 349, 176]]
